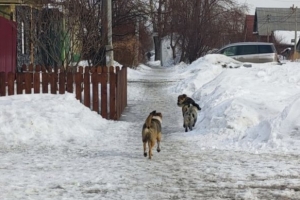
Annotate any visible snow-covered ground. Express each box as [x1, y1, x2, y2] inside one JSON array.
[[1, 54, 300, 199]]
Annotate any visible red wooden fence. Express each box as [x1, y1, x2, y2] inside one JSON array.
[[0, 65, 127, 120]]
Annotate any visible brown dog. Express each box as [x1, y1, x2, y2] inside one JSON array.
[[142, 110, 162, 159]]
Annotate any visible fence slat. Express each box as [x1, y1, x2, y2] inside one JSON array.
[[16, 73, 23, 94], [115, 67, 120, 119], [75, 72, 82, 101], [109, 70, 116, 120], [7, 72, 15, 95], [42, 73, 49, 93], [0, 72, 5, 96], [123, 66, 128, 107], [59, 72, 65, 94], [100, 73, 108, 119], [67, 72, 73, 93], [50, 73, 57, 94], [92, 72, 99, 113], [84, 68, 90, 108], [33, 72, 40, 94], [25, 73, 32, 94]]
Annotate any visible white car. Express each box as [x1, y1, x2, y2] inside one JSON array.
[[216, 42, 279, 63]]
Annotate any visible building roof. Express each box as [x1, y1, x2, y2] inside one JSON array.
[[254, 7, 300, 36], [274, 30, 300, 45]]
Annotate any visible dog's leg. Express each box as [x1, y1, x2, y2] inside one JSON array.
[[151, 140, 155, 156], [185, 126, 188, 132], [143, 142, 147, 157], [157, 133, 161, 153], [148, 141, 152, 159]]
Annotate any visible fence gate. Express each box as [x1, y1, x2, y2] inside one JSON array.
[[0, 16, 17, 80]]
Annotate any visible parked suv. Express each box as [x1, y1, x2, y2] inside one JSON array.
[[216, 42, 279, 63]]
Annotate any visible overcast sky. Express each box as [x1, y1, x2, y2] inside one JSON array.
[[238, 0, 300, 14]]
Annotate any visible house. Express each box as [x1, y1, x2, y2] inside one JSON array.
[[0, 1, 65, 71], [254, 7, 300, 57], [243, 15, 256, 42], [273, 30, 300, 58], [0, 1, 38, 71]]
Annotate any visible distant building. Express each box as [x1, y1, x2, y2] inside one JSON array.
[[243, 15, 256, 42], [253, 7, 300, 58], [254, 7, 300, 43]]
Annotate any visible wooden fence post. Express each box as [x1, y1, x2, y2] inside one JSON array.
[[42, 72, 49, 93], [59, 71, 65, 94], [16, 73, 23, 94], [92, 71, 99, 113], [34, 65, 41, 94], [75, 72, 82, 101], [101, 66, 108, 119], [109, 67, 116, 120], [67, 72, 73, 93], [24, 73, 32, 94], [84, 67, 90, 108], [50, 73, 57, 94], [7, 72, 15, 95], [0, 72, 5, 96], [115, 67, 120, 119]]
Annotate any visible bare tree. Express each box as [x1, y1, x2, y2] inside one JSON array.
[[148, 0, 249, 63]]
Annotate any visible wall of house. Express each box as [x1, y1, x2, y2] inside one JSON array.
[[0, 5, 12, 20]]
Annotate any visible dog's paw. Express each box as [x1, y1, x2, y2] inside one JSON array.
[[157, 148, 161, 153], [144, 152, 147, 157]]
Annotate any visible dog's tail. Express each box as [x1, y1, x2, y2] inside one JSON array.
[[192, 102, 201, 111], [145, 110, 156, 128]]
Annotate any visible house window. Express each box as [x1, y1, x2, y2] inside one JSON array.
[[21, 22, 25, 54]]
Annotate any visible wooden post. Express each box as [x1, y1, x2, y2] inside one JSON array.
[[16, 73, 23, 94], [92, 72, 99, 113], [101, 66, 108, 119], [0, 72, 5, 96], [66, 72, 73, 93], [42, 73, 49, 93], [84, 67, 90, 108], [109, 67, 116, 120], [50, 73, 57, 94], [59, 71, 66, 94], [7, 72, 15, 95], [75, 72, 82, 101], [34, 66, 41, 94], [24, 73, 32, 94], [115, 66, 120, 119]]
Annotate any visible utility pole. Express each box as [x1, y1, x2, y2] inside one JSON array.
[[106, 0, 114, 66], [291, 5, 298, 60], [267, 14, 270, 42]]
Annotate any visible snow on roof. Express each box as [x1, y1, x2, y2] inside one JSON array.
[[274, 30, 300, 45]]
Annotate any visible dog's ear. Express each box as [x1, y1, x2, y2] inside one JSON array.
[[150, 110, 156, 115], [182, 94, 187, 98]]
